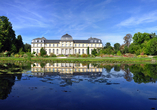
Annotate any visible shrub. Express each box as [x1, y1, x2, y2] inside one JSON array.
[[117, 51, 122, 56], [137, 55, 148, 58], [81, 54, 88, 58], [14, 54, 20, 58], [40, 47, 47, 57], [50, 53, 56, 57], [23, 54, 28, 58], [0, 53, 5, 57]]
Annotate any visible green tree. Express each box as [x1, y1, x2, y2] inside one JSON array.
[[104, 42, 111, 48], [129, 43, 140, 54], [40, 47, 46, 57], [87, 47, 89, 55], [91, 49, 97, 56], [16, 35, 24, 52], [146, 38, 157, 55], [0, 16, 16, 52], [133, 32, 150, 45], [24, 43, 31, 52], [114, 43, 120, 52], [123, 34, 132, 47]]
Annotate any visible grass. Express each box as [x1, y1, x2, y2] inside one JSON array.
[[0, 56, 155, 64]]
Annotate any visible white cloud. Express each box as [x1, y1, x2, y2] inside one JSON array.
[[116, 10, 157, 27]]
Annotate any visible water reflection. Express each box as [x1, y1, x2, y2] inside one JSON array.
[[0, 63, 23, 100], [31, 63, 103, 87]]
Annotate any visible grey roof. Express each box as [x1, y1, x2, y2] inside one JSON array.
[[73, 40, 90, 43], [61, 34, 73, 41], [33, 37, 46, 40]]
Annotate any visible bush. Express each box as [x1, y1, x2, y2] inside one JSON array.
[[40, 47, 46, 57], [137, 55, 148, 58], [23, 54, 28, 58], [81, 54, 88, 58], [43, 55, 49, 57], [50, 53, 56, 57], [0, 53, 5, 57], [117, 51, 122, 56], [14, 54, 20, 58]]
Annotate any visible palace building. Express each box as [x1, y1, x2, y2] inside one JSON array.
[[31, 34, 103, 55]]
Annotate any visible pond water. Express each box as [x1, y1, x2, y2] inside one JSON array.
[[0, 63, 157, 110]]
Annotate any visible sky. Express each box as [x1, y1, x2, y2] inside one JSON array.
[[1, 0, 157, 46]]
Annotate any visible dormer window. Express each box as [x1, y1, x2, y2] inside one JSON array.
[[98, 40, 100, 42], [35, 40, 37, 42], [91, 40, 93, 42], [95, 40, 97, 42], [39, 40, 41, 42]]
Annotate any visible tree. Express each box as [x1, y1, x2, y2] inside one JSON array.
[[87, 47, 89, 55], [114, 43, 120, 52], [24, 43, 31, 52], [123, 34, 132, 47], [104, 42, 111, 48], [91, 49, 97, 56], [16, 35, 24, 52], [0, 16, 16, 52], [129, 43, 140, 54], [133, 32, 150, 45], [146, 38, 157, 55], [40, 47, 46, 56]]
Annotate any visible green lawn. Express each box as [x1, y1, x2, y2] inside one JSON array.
[[0, 57, 155, 64]]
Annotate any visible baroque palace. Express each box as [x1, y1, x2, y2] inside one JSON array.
[[31, 34, 103, 55]]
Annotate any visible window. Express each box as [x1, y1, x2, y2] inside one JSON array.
[[75, 49, 77, 54], [82, 44, 84, 47], [70, 44, 71, 47], [79, 49, 80, 54], [91, 44, 93, 47], [53, 49, 55, 53], [66, 43, 67, 47], [70, 49, 71, 54], [82, 49, 84, 54], [57, 49, 58, 54], [39, 40, 41, 42], [62, 44, 64, 47], [95, 44, 96, 47], [75, 44, 76, 47], [49, 44, 51, 47], [79, 44, 80, 47], [86, 44, 88, 47], [45, 44, 47, 47], [37, 49, 38, 53], [33, 44, 35, 47], [49, 49, 51, 53], [91, 40, 93, 42], [33, 49, 35, 52], [53, 44, 54, 47], [37, 44, 38, 47], [95, 40, 97, 42], [57, 44, 58, 47], [41, 44, 42, 47], [86, 49, 87, 53], [98, 40, 100, 42]]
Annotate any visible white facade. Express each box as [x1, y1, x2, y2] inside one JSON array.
[[31, 34, 103, 55]]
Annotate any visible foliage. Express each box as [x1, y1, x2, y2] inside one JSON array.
[[81, 54, 88, 58], [40, 47, 46, 57], [87, 47, 89, 55], [123, 34, 132, 47], [104, 42, 111, 48], [50, 53, 56, 57], [133, 32, 151, 45], [137, 55, 148, 58], [24, 43, 31, 52], [117, 51, 122, 56], [129, 43, 140, 54], [145, 38, 157, 55], [0, 16, 16, 52], [14, 54, 20, 58], [114, 43, 120, 52], [91, 49, 97, 56]]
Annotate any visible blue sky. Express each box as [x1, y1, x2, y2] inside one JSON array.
[[1, 0, 157, 46]]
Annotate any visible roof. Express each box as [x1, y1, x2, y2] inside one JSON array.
[[44, 40, 60, 43], [61, 34, 73, 41]]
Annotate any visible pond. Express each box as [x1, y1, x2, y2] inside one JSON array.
[[0, 62, 157, 110]]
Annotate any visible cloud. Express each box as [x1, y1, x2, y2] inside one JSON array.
[[116, 10, 157, 27]]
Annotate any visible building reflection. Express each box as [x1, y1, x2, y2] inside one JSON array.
[[31, 63, 103, 86]]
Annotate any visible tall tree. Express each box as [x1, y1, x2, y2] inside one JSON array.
[[16, 35, 24, 52], [133, 32, 150, 45], [104, 42, 111, 48], [24, 43, 31, 52], [114, 43, 120, 52], [0, 16, 16, 52], [123, 34, 132, 47]]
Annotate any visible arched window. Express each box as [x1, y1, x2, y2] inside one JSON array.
[[53, 49, 55, 53], [82, 49, 84, 54], [57, 49, 58, 54], [79, 49, 80, 54], [49, 49, 51, 53], [75, 49, 77, 54]]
